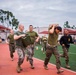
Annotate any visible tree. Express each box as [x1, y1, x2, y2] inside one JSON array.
[[11, 17, 19, 29], [64, 21, 70, 28], [0, 9, 4, 25], [71, 25, 76, 29], [63, 21, 76, 29], [0, 9, 19, 29]]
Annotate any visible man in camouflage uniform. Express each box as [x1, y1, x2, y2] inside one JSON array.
[[26, 25, 40, 69], [14, 24, 26, 73], [6, 29, 15, 61], [44, 24, 64, 74], [41, 35, 47, 53]]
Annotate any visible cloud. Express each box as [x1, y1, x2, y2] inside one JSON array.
[[0, 0, 76, 30]]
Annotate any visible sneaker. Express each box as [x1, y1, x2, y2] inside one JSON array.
[[66, 65, 70, 69], [20, 66, 23, 71], [44, 65, 48, 70], [31, 65, 35, 69], [57, 69, 64, 74], [17, 66, 21, 73]]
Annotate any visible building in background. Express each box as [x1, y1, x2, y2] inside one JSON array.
[[0, 25, 10, 42], [33, 27, 76, 40]]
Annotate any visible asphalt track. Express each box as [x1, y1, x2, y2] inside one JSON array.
[[0, 43, 76, 75]]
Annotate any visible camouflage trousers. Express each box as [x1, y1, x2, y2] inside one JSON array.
[[41, 42, 47, 52], [61, 46, 69, 65], [26, 44, 34, 66], [16, 47, 25, 66], [44, 44, 61, 70], [9, 44, 15, 58]]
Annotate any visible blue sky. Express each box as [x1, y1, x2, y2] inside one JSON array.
[[0, 0, 76, 30]]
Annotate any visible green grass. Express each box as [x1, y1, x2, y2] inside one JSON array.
[[34, 44, 76, 71]]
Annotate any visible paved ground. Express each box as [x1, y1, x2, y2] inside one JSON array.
[[0, 43, 76, 75]]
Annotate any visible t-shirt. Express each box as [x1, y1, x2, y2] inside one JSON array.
[[14, 31, 25, 47], [26, 31, 38, 44], [7, 34, 14, 44], [48, 31, 58, 45]]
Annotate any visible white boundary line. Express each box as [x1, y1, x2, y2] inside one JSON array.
[[34, 57, 76, 74]]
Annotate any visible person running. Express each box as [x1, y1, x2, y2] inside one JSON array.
[[60, 29, 74, 69], [44, 24, 64, 74], [6, 29, 15, 61], [41, 35, 47, 53], [14, 24, 26, 73], [26, 25, 40, 69]]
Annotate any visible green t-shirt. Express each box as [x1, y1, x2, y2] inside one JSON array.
[[26, 31, 38, 44], [7, 34, 14, 44], [15, 31, 25, 47], [48, 31, 58, 45]]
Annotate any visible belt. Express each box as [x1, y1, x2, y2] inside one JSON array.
[[47, 43, 57, 47]]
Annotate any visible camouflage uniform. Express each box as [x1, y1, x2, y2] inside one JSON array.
[[7, 34, 15, 59], [41, 36, 47, 52], [62, 46, 69, 65], [15, 31, 25, 67], [26, 31, 38, 68], [44, 31, 61, 70]]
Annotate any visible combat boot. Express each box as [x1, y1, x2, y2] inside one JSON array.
[[17, 65, 21, 73]]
